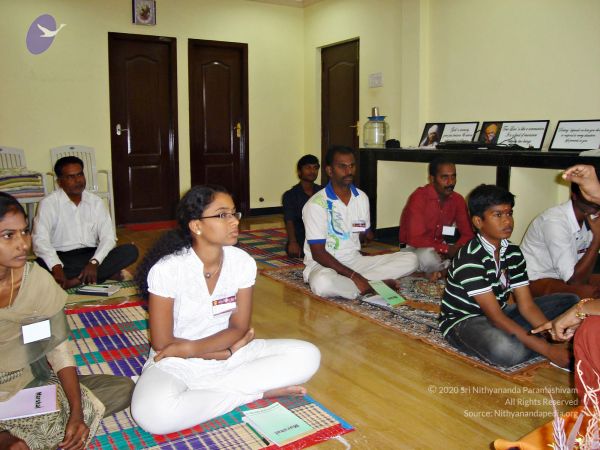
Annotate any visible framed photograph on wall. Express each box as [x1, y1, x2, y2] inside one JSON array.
[[418, 121, 479, 148], [479, 120, 549, 150], [549, 120, 600, 151], [438, 122, 479, 143], [479, 122, 503, 145], [133, 0, 156, 25]]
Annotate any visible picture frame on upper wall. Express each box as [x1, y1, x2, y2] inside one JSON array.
[[549, 120, 600, 152], [418, 122, 479, 149], [132, 0, 156, 26], [479, 120, 549, 150]]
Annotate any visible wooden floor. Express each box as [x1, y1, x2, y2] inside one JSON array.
[[117, 215, 576, 450]]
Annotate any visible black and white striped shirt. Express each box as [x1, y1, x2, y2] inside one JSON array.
[[439, 234, 529, 336]]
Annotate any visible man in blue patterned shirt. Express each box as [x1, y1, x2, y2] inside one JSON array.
[[440, 184, 578, 368]]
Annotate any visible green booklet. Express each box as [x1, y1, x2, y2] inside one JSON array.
[[242, 401, 313, 446], [368, 280, 406, 306]]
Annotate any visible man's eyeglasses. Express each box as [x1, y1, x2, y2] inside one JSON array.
[[199, 212, 242, 220]]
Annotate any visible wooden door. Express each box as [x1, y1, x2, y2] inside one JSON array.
[[188, 40, 249, 213], [108, 33, 179, 224], [321, 40, 359, 183]]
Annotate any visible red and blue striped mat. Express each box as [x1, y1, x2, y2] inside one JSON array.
[[66, 303, 353, 449]]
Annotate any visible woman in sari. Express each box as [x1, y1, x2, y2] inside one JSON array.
[[0, 192, 133, 449]]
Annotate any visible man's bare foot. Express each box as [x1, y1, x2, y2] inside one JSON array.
[[120, 269, 133, 281], [264, 385, 307, 398], [426, 271, 442, 282], [230, 328, 255, 353]]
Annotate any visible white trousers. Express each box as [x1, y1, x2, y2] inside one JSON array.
[[406, 246, 450, 273], [131, 339, 320, 435], [305, 251, 418, 300]]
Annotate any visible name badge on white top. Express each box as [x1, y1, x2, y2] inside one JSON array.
[[352, 220, 367, 233], [212, 295, 237, 316], [22, 319, 51, 344], [442, 226, 456, 237]]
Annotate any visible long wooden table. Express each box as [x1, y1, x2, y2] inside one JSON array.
[[358, 147, 597, 232]]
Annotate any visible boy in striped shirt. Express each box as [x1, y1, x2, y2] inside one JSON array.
[[439, 184, 578, 368]]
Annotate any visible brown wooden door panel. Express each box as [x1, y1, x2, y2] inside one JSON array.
[[109, 33, 179, 224], [203, 63, 235, 153], [202, 163, 236, 190], [188, 40, 249, 212], [327, 62, 358, 145], [321, 40, 359, 184], [129, 165, 164, 208]]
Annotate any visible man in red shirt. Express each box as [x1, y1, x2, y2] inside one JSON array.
[[399, 157, 474, 273]]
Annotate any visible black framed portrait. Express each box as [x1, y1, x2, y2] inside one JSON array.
[[549, 120, 600, 151]]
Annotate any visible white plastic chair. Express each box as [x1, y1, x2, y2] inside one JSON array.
[[0, 146, 47, 225], [49, 145, 116, 228], [0, 146, 27, 169]]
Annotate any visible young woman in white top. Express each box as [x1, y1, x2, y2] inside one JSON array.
[[131, 185, 320, 434]]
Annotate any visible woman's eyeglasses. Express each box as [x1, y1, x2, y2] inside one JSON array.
[[199, 212, 242, 220]]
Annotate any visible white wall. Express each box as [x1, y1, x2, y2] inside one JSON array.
[[0, 0, 305, 208], [2, 0, 598, 221], [302, 0, 600, 237]]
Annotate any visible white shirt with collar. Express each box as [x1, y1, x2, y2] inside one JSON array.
[[33, 189, 116, 269], [521, 199, 592, 282], [302, 182, 370, 275]]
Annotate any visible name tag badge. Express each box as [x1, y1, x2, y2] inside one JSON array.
[[22, 319, 51, 344], [352, 220, 367, 233], [442, 226, 456, 237], [212, 296, 237, 316]]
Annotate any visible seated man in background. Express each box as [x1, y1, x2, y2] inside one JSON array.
[[533, 164, 600, 402], [302, 145, 418, 300], [33, 156, 139, 288], [440, 184, 578, 369], [521, 176, 600, 298], [282, 154, 322, 258], [399, 157, 473, 273]]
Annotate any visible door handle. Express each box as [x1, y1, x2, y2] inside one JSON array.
[[116, 123, 129, 136], [349, 121, 360, 137], [234, 122, 242, 138]]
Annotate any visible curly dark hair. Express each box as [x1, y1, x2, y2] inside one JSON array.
[[135, 185, 229, 298]]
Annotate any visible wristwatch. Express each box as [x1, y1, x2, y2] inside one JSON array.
[[89, 259, 99, 266]]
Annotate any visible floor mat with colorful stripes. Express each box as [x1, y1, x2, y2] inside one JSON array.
[[236, 228, 302, 269], [236, 228, 397, 270], [66, 303, 353, 449], [262, 269, 548, 379]]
